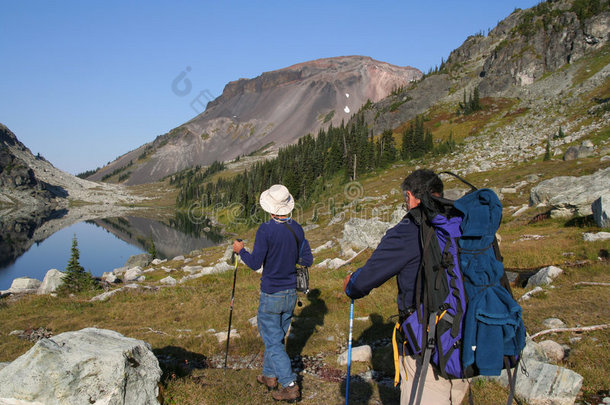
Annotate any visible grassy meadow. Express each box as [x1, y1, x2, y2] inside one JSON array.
[[1, 148, 609, 404]]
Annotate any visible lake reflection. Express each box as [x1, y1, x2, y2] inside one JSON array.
[[0, 212, 224, 290]]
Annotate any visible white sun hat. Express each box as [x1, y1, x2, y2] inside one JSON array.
[[259, 184, 295, 215]]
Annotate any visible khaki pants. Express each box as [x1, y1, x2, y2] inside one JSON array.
[[399, 355, 469, 405]]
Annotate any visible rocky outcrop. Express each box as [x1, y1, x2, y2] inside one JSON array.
[[529, 167, 610, 218], [494, 338, 583, 405], [592, 193, 610, 227], [36, 269, 64, 294], [0, 328, 161, 405], [90, 56, 422, 185]]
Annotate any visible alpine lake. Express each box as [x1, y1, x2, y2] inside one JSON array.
[[0, 210, 224, 291]]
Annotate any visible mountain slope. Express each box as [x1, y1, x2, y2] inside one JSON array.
[[358, 2, 609, 136], [89, 56, 421, 185]]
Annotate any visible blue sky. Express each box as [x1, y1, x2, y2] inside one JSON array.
[[0, 0, 540, 175]]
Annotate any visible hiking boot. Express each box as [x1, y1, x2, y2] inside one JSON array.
[[271, 383, 300, 402], [256, 375, 278, 390]]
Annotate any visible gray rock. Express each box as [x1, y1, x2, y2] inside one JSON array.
[[519, 286, 544, 301], [8, 277, 41, 293], [172, 255, 185, 261], [183, 265, 204, 274], [526, 266, 563, 288], [563, 146, 580, 161], [583, 232, 610, 242], [123, 266, 143, 282], [390, 206, 408, 226], [36, 269, 64, 294], [529, 167, 610, 217], [160, 276, 176, 286], [312, 240, 334, 254], [101, 272, 118, 283], [124, 253, 152, 269], [112, 266, 128, 275], [214, 329, 240, 343], [538, 340, 565, 362], [495, 359, 582, 405], [248, 316, 258, 327], [542, 318, 566, 329], [151, 258, 166, 265], [521, 338, 548, 363], [443, 188, 469, 201], [592, 194, 610, 228], [338, 345, 372, 365], [0, 328, 161, 405], [342, 218, 391, 250]]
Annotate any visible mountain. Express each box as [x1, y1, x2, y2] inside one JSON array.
[[356, 1, 610, 135], [89, 56, 422, 185]]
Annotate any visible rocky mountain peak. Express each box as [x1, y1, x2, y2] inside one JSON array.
[[91, 56, 421, 185]]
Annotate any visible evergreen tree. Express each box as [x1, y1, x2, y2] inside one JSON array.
[[59, 235, 97, 294], [148, 232, 157, 259], [544, 137, 551, 161]]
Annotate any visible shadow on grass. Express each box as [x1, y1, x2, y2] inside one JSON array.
[[337, 314, 400, 404], [154, 345, 208, 381], [286, 288, 327, 359], [564, 214, 596, 228]]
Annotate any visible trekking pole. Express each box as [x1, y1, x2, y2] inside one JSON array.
[[224, 239, 241, 369], [345, 298, 354, 405]]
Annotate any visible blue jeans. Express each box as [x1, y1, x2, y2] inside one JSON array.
[[257, 289, 297, 387]]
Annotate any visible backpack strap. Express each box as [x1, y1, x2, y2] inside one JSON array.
[[282, 222, 303, 264], [409, 312, 438, 405], [438, 171, 478, 192]]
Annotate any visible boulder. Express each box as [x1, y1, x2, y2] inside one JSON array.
[[112, 266, 128, 275], [542, 318, 566, 329], [8, 277, 41, 293], [124, 253, 152, 269], [495, 359, 582, 405], [183, 265, 204, 274], [312, 240, 334, 254], [337, 345, 372, 365], [583, 232, 610, 242], [171, 255, 185, 261], [123, 267, 143, 282], [529, 167, 610, 217], [0, 328, 161, 405], [592, 194, 610, 228], [101, 272, 118, 283], [519, 286, 543, 301], [563, 141, 595, 161], [539, 340, 565, 362], [151, 258, 166, 265], [160, 276, 176, 286], [526, 266, 563, 288], [36, 269, 64, 294], [342, 218, 391, 250], [214, 329, 240, 343]]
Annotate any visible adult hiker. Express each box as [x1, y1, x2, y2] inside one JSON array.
[[233, 184, 313, 402], [343, 169, 469, 405]]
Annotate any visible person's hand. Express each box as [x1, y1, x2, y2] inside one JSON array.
[[343, 273, 352, 293], [233, 239, 244, 254]]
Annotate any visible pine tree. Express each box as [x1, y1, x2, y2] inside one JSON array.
[[148, 232, 157, 259], [59, 235, 97, 294], [544, 137, 551, 161]]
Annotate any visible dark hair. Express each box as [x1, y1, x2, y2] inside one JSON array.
[[401, 169, 443, 200]]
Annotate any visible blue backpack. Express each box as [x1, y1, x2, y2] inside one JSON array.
[[399, 173, 526, 405]]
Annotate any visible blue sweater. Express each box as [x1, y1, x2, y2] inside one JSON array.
[[345, 215, 421, 312], [239, 219, 313, 294]]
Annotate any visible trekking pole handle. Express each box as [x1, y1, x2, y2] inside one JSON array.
[[231, 239, 243, 264]]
